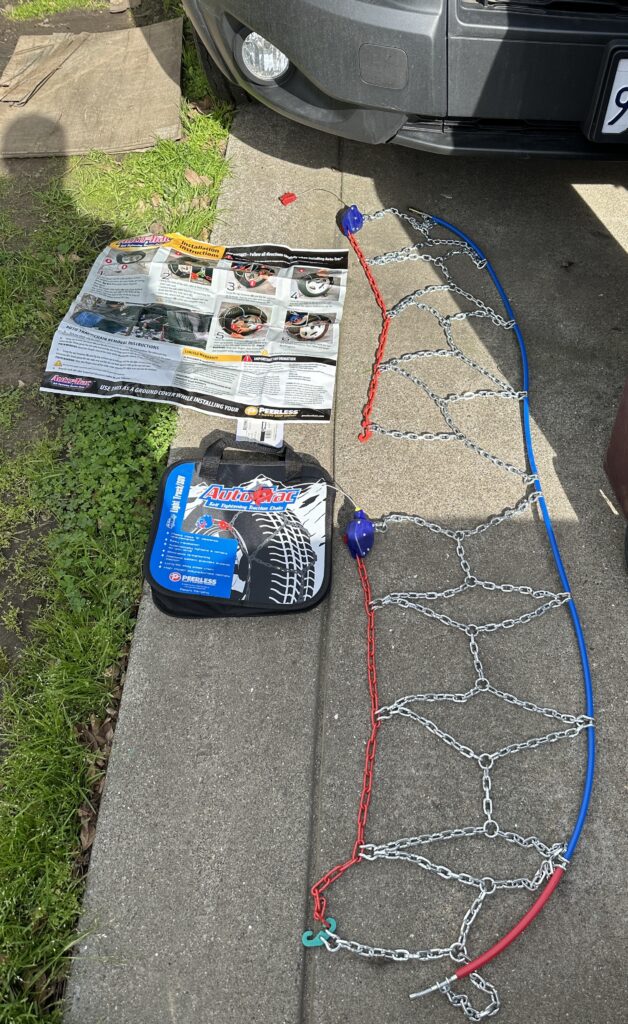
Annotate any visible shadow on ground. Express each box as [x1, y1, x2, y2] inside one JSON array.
[[0, 112, 115, 666]]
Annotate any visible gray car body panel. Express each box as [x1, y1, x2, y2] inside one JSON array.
[[449, 2, 628, 121], [185, 0, 628, 154]]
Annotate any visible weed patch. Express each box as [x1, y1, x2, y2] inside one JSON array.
[[65, 103, 230, 241]]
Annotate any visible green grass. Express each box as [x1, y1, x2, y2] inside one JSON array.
[[0, 7, 232, 1016], [0, 183, 112, 344], [5, 0, 101, 20], [0, 388, 25, 433], [162, 0, 220, 104], [65, 103, 230, 241], [0, 104, 230, 346], [0, 400, 177, 1022]]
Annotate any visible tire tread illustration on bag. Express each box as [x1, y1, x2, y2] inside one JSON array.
[[184, 476, 319, 606], [231, 508, 316, 605]]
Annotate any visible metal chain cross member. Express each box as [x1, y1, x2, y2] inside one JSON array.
[[304, 207, 595, 1021]]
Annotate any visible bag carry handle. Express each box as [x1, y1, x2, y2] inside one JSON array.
[[200, 434, 303, 481]]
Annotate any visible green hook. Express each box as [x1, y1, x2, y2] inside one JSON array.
[[301, 917, 337, 948]]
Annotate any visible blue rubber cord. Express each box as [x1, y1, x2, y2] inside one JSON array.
[[429, 214, 594, 862]]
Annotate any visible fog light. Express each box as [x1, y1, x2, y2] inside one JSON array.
[[240, 32, 289, 83]]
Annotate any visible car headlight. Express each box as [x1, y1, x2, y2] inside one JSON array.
[[239, 32, 290, 83]]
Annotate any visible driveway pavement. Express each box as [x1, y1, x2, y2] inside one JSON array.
[[65, 106, 628, 1024]]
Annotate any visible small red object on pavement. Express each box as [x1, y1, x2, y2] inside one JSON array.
[[279, 192, 298, 206]]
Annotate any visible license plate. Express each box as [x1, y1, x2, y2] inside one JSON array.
[[600, 56, 628, 135], [587, 43, 628, 142]]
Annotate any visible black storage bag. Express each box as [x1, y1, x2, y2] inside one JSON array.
[[144, 436, 334, 617]]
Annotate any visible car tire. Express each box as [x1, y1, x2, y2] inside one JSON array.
[[298, 319, 330, 341], [234, 270, 264, 289], [183, 504, 316, 605], [297, 275, 332, 298], [286, 315, 331, 340], [192, 28, 250, 107], [219, 304, 267, 336]]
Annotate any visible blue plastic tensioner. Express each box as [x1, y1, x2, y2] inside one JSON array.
[[345, 510, 375, 559], [340, 204, 364, 236]]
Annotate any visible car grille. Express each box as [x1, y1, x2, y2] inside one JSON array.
[[472, 0, 628, 14]]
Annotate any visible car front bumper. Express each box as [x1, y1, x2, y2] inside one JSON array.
[[184, 0, 445, 145], [184, 0, 628, 156]]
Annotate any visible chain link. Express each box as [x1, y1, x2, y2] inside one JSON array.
[[374, 490, 541, 538], [370, 590, 571, 634], [362, 826, 486, 855], [322, 931, 452, 963], [446, 972, 501, 1021], [457, 891, 486, 951], [373, 363, 537, 481], [482, 769, 493, 825], [388, 284, 514, 331]]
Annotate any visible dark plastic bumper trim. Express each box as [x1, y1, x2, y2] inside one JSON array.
[[393, 119, 628, 157]]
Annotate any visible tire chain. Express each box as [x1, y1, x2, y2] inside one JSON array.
[[312, 209, 592, 1022]]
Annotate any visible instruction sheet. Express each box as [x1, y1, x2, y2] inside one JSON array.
[[41, 232, 348, 422]]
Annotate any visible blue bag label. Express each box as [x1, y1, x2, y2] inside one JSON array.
[[198, 483, 301, 511], [150, 462, 238, 598]]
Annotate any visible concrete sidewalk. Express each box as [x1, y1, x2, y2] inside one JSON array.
[[66, 108, 628, 1024]]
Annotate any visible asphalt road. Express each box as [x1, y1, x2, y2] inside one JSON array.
[[66, 107, 628, 1024]]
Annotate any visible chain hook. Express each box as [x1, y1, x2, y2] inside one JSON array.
[[301, 917, 337, 948]]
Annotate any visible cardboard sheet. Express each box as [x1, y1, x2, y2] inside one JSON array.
[[0, 19, 182, 157], [0, 33, 87, 106]]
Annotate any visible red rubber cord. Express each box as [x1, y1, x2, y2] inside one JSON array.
[[455, 865, 565, 980], [311, 556, 379, 925], [346, 231, 392, 443]]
